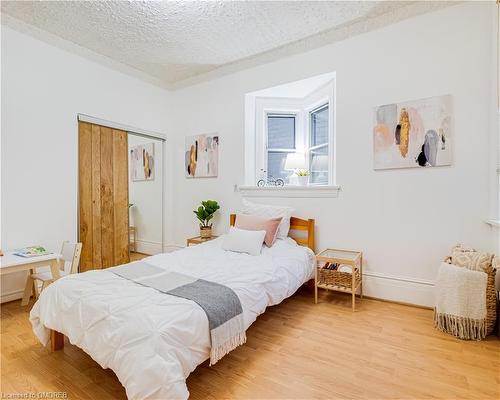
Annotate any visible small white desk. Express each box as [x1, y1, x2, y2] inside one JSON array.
[[0, 251, 62, 306]]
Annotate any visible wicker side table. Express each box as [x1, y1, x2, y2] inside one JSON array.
[[315, 248, 363, 311]]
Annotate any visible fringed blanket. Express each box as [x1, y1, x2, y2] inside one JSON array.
[[434, 262, 487, 340], [111, 262, 246, 365]]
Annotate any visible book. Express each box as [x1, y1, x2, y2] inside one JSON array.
[[14, 246, 51, 258]]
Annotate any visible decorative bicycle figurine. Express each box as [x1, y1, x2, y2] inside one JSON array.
[[257, 169, 284, 187]]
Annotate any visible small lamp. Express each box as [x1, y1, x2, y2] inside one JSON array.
[[285, 153, 306, 171]]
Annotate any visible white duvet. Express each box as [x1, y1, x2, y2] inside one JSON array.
[[30, 237, 314, 399]]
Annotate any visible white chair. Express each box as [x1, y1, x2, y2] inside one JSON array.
[[29, 241, 82, 298]]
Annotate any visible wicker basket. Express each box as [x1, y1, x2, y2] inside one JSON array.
[[317, 263, 360, 289], [485, 262, 498, 335], [200, 227, 212, 239], [444, 255, 497, 335]]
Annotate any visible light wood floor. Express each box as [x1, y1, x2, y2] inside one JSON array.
[[129, 252, 149, 262], [1, 289, 499, 399]]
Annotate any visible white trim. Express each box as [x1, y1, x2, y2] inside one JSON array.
[[362, 273, 435, 308], [307, 101, 331, 185], [163, 244, 184, 253], [264, 111, 301, 180], [238, 185, 340, 198], [0, 268, 435, 307], [134, 240, 182, 255], [77, 114, 167, 141], [2, 14, 171, 90], [255, 98, 303, 179], [170, 2, 452, 90], [485, 219, 500, 228], [249, 79, 335, 186], [363, 270, 434, 286], [0, 249, 435, 309], [3, 4, 453, 91], [133, 240, 163, 255], [1, 288, 24, 304]]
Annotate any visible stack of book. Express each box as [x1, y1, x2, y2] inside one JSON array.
[[323, 262, 352, 273], [14, 246, 50, 258]]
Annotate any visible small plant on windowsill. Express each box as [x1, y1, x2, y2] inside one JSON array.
[[295, 169, 310, 186], [193, 200, 220, 238]]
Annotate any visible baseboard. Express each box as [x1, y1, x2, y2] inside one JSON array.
[[1, 288, 24, 303], [163, 244, 184, 253], [133, 240, 185, 255], [361, 295, 433, 310], [1, 254, 436, 308], [133, 239, 162, 255], [137, 244, 436, 307], [362, 271, 435, 308]]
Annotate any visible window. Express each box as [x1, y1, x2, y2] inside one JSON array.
[[266, 114, 296, 182], [246, 74, 335, 190], [309, 104, 329, 185], [263, 103, 331, 186]]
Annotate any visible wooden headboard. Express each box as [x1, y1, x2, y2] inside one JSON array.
[[230, 214, 315, 252]]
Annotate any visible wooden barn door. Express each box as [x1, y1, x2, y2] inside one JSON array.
[[78, 121, 129, 272]]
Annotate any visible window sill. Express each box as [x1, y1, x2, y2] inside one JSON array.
[[484, 219, 500, 228], [237, 185, 341, 198]]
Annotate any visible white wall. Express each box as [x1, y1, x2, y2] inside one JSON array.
[[1, 26, 172, 302], [128, 134, 164, 255], [489, 6, 500, 261], [2, 3, 498, 307], [168, 2, 498, 306]]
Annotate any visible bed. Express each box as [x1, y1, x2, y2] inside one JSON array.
[[30, 215, 315, 399]]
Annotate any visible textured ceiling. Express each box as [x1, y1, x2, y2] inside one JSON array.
[[1, 1, 450, 89]]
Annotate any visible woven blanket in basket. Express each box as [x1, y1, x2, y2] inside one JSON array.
[[434, 262, 488, 340], [450, 244, 496, 335]]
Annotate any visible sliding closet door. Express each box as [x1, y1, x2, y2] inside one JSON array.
[[79, 121, 129, 272]]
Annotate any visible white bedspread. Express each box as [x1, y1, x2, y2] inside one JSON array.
[[30, 237, 314, 399]]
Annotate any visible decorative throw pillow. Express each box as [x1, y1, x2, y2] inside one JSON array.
[[222, 227, 266, 256], [241, 199, 293, 239], [451, 244, 493, 272], [234, 214, 282, 247]]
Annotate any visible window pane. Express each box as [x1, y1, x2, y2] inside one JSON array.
[[267, 151, 293, 182], [267, 115, 295, 149], [310, 145, 328, 185], [311, 106, 328, 147]]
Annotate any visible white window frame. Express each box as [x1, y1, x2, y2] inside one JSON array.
[[243, 77, 339, 197], [254, 97, 303, 183], [265, 111, 298, 169], [305, 98, 333, 186]]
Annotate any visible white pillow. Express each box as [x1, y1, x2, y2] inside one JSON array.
[[222, 227, 266, 256], [241, 199, 293, 239]]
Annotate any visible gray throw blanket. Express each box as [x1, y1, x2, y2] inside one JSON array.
[[110, 262, 246, 365]]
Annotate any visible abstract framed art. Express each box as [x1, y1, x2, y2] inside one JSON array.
[[185, 133, 219, 178], [373, 95, 452, 170], [130, 143, 154, 181]]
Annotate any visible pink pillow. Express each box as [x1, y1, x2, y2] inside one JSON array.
[[234, 214, 282, 247]]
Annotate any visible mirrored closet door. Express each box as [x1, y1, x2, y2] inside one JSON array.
[[127, 133, 164, 261]]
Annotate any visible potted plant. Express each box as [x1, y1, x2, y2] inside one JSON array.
[[193, 200, 220, 238], [296, 169, 310, 186]]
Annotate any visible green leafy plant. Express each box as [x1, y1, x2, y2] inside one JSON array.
[[296, 169, 310, 176], [193, 200, 220, 228]]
